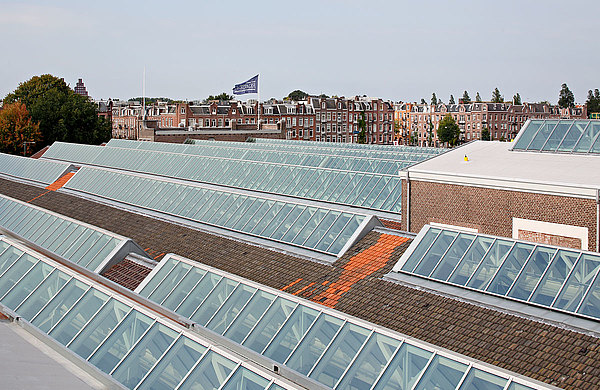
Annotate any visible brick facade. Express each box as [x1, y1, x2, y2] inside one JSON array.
[[401, 180, 598, 251]]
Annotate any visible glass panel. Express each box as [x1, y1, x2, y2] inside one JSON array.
[[458, 368, 507, 390], [250, 201, 284, 236], [336, 333, 400, 390], [68, 299, 130, 359], [2, 261, 54, 310], [466, 239, 513, 290], [139, 258, 179, 297], [259, 203, 294, 238], [291, 208, 328, 246], [431, 233, 475, 281], [177, 272, 222, 318], [513, 121, 542, 150], [224, 291, 276, 343], [190, 278, 238, 326], [413, 355, 467, 390], [16, 270, 71, 320], [508, 246, 556, 301], [531, 250, 580, 306], [507, 384, 536, 390], [0, 253, 38, 299], [220, 367, 270, 390], [574, 121, 600, 152], [487, 242, 535, 296], [81, 235, 113, 270], [315, 213, 352, 253], [553, 254, 600, 312], [401, 228, 441, 273], [88, 310, 153, 374], [136, 336, 207, 390], [264, 305, 319, 363], [32, 279, 88, 333], [557, 121, 588, 152], [242, 297, 296, 353], [49, 289, 109, 345], [373, 343, 432, 390], [542, 122, 573, 151], [112, 323, 178, 389], [526, 120, 557, 150], [206, 284, 256, 335], [149, 262, 192, 305], [413, 230, 458, 277], [0, 245, 23, 275], [309, 323, 371, 387], [449, 236, 494, 286], [161, 267, 207, 311], [328, 215, 364, 255], [304, 211, 341, 249], [177, 350, 237, 390]]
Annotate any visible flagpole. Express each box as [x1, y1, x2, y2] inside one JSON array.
[[257, 74, 260, 131]]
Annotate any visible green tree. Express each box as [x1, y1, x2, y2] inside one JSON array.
[[286, 90, 308, 101], [437, 114, 460, 146], [586, 89, 600, 117], [431, 93, 438, 105], [0, 101, 42, 155], [491, 88, 503, 103], [558, 83, 575, 108], [420, 98, 426, 104], [461, 91, 471, 104], [449, 94, 456, 104], [513, 93, 522, 105], [475, 92, 482, 102], [206, 92, 234, 101], [357, 111, 367, 144], [4, 74, 110, 148], [481, 127, 491, 141]]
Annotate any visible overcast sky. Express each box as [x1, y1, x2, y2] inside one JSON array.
[[1, 0, 598, 104]]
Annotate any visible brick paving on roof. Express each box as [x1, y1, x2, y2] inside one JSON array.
[[0, 177, 599, 389], [102, 258, 153, 290]]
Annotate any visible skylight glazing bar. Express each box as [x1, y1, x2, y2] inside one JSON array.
[[523, 249, 560, 302], [108, 318, 158, 375], [42, 283, 92, 334], [504, 245, 541, 297], [549, 254, 582, 307], [158, 266, 195, 306], [64, 295, 113, 348], [463, 238, 498, 286], [574, 263, 600, 312], [83, 307, 135, 361], [333, 329, 375, 389], [481, 241, 518, 291], [132, 333, 183, 390], [306, 319, 348, 377]]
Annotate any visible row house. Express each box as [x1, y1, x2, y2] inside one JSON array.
[[396, 102, 587, 147]]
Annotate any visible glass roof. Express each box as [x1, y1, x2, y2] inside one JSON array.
[[44, 142, 403, 214], [134, 253, 544, 390], [251, 137, 441, 154], [0, 194, 126, 273], [392, 225, 600, 321], [512, 119, 600, 154], [0, 152, 71, 185], [107, 139, 440, 175], [64, 166, 369, 257], [0, 235, 297, 390]]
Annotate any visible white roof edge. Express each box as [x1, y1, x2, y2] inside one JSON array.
[[405, 169, 599, 198]]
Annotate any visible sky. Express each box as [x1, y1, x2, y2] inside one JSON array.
[[1, 0, 598, 104]]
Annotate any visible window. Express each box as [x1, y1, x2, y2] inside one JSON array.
[[181, 107, 185, 114], [316, 113, 321, 121], [292, 118, 296, 126], [212, 119, 216, 126], [299, 118, 303, 126], [327, 113, 331, 121], [299, 130, 303, 138], [316, 125, 320, 133]]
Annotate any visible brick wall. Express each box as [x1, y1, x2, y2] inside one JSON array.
[[402, 179, 598, 251], [518, 230, 583, 250]]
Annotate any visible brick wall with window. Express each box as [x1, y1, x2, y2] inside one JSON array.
[[401, 180, 597, 251]]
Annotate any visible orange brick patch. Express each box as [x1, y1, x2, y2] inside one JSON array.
[[290, 234, 408, 308], [46, 172, 76, 191]]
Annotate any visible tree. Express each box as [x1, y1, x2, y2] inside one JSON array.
[[357, 111, 367, 144], [449, 95, 456, 104], [558, 83, 575, 108], [431, 93, 438, 105], [586, 89, 600, 117], [206, 92, 234, 101], [491, 88, 504, 103], [0, 101, 42, 155], [4, 74, 110, 148], [461, 91, 471, 104], [475, 92, 482, 102], [481, 127, 491, 141], [420, 98, 426, 104], [513, 93, 522, 105], [286, 90, 308, 101], [437, 114, 460, 146]]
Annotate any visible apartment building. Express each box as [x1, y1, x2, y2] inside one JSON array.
[[395, 102, 586, 146]]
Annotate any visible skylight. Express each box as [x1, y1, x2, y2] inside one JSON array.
[[392, 225, 600, 321], [512, 119, 600, 154]]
